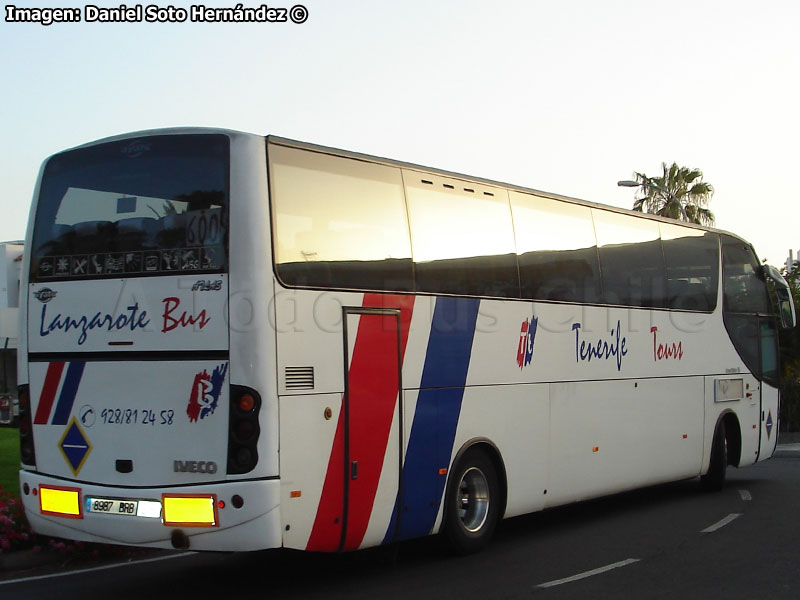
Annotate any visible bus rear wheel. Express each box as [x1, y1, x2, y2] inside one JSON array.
[[442, 448, 500, 554]]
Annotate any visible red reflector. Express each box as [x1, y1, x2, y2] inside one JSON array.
[[162, 494, 218, 527], [40, 485, 82, 519], [290, 490, 302, 498]]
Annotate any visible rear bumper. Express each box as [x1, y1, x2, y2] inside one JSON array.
[[19, 471, 282, 551]]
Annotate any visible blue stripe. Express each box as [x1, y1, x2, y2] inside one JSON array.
[[384, 296, 480, 543], [51, 362, 86, 425]]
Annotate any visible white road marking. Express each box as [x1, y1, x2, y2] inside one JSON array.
[[701, 513, 741, 533], [0, 551, 195, 586], [738, 489, 752, 501], [536, 558, 641, 589]]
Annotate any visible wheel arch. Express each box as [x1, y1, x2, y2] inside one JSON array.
[[445, 437, 508, 524]]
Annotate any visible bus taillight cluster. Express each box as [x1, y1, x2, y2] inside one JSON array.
[[227, 385, 261, 474]]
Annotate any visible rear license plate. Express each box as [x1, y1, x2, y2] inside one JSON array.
[[87, 497, 139, 516], [86, 497, 161, 518]]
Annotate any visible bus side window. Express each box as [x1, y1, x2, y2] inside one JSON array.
[[660, 224, 719, 312], [510, 192, 601, 304], [404, 174, 519, 298], [270, 145, 414, 292], [593, 209, 666, 308]]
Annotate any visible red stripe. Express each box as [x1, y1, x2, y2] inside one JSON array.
[[34, 362, 66, 425], [306, 409, 346, 551], [306, 293, 414, 552]]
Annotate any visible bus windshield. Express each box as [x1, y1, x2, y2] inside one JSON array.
[[30, 133, 229, 281]]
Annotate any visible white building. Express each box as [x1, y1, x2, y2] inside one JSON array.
[[787, 249, 800, 274], [0, 241, 23, 398]]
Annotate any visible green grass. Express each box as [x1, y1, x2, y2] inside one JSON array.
[[0, 427, 20, 496]]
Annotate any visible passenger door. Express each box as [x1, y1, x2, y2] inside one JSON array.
[[340, 307, 404, 551]]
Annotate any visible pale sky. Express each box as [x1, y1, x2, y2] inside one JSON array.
[[2, 0, 798, 267]]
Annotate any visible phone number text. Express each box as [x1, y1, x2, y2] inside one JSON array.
[[100, 408, 175, 426]]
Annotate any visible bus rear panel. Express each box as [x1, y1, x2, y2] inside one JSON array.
[[19, 130, 282, 551]]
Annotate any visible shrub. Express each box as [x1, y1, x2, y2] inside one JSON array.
[[0, 486, 145, 560], [0, 486, 39, 553]]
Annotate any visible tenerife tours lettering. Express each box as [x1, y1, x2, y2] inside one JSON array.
[[572, 320, 628, 372], [651, 326, 684, 361]]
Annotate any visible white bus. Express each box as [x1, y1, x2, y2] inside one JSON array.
[[18, 129, 796, 554]]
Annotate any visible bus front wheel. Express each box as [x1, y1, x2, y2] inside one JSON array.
[[442, 448, 500, 554], [701, 420, 727, 491]]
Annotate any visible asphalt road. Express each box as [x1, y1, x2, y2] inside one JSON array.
[[3, 450, 800, 599]]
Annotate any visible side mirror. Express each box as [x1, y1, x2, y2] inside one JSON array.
[[763, 264, 797, 329]]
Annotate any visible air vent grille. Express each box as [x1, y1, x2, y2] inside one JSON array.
[[285, 366, 315, 390]]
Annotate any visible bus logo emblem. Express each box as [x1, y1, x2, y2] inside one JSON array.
[[517, 315, 538, 369], [33, 288, 58, 303], [186, 363, 229, 423]]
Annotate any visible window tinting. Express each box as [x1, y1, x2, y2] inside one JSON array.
[[761, 319, 779, 387], [721, 236, 770, 314], [511, 192, 601, 303], [270, 145, 413, 291], [724, 314, 761, 374], [721, 235, 778, 384], [31, 134, 229, 281], [660, 223, 719, 311], [268, 144, 734, 315], [405, 173, 518, 297], [593, 210, 666, 308]]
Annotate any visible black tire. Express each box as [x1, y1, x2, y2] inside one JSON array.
[[442, 448, 501, 554], [701, 420, 727, 492]]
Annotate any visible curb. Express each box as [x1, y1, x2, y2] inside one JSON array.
[[0, 549, 64, 573], [778, 432, 800, 444], [0, 548, 171, 581]]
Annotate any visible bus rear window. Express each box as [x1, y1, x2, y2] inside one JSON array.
[[31, 134, 229, 281]]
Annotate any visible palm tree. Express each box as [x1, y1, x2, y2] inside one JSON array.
[[627, 162, 715, 226]]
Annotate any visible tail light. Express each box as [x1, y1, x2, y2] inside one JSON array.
[[18, 385, 36, 467], [227, 385, 261, 474]]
